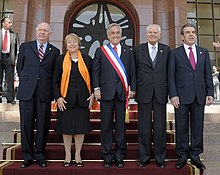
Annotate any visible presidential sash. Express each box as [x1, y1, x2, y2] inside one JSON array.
[[101, 44, 130, 123]]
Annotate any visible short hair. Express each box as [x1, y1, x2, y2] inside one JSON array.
[[1, 17, 9, 25], [181, 23, 196, 35], [64, 33, 81, 47], [36, 22, 52, 33], [107, 23, 122, 36], [146, 24, 161, 33]]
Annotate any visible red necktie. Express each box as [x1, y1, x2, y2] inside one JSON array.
[[113, 45, 118, 55], [2, 30, 8, 51], [189, 47, 196, 70], [39, 45, 44, 62]]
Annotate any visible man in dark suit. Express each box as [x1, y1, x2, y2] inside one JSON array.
[[16, 22, 60, 168], [0, 17, 19, 103], [92, 23, 136, 168], [168, 23, 214, 170], [134, 24, 170, 168]]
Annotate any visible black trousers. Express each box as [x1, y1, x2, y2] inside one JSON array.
[[0, 54, 15, 102], [19, 82, 51, 161], [138, 94, 167, 163], [175, 99, 204, 162], [100, 93, 127, 162]]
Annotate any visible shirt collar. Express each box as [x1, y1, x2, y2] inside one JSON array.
[[183, 43, 196, 50], [110, 43, 120, 49], [36, 40, 48, 49], [148, 42, 158, 49]]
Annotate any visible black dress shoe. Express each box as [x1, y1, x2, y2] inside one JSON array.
[[176, 160, 187, 169], [103, 161, 112, 168], [7, 100, 16, 105], [191, 160, 206, 169], [156, 161, 165, 168], [115, 159, 124, 168], [20, 160, 33, 168], [138, 160, 150, 167], [37, 159, 47, 167]]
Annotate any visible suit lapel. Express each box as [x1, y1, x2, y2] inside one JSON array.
[[178, 45, 193, 69], [195, 46, 204, 69], [44, 43, 53, 58], [30, 41, 54, 62], [0, 30, 2, 51], [120, 45, 126, 61], [142, 43, 153, 66], [154, 43, 163, 69], [30, 41, 39, 58], [9, 31, 13, 44]]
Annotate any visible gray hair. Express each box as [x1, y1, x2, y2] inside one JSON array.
[[107, 23, 122, 35], [36, 22, 52, 33], [146, 24, 161, 33]]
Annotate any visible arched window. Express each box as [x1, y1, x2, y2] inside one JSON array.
[[64, 0, 139, 57]]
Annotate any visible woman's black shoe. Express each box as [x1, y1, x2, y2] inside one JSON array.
[[63, 161, 72, 167], [75, 161, 83, 167]]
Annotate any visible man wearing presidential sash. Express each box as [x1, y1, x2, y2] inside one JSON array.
[[92, 23, 136, 168]]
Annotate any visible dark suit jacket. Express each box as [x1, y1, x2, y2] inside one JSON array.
[[16, 40, 60, 102], [168, 45, 214, 105], [0, 29, 19, 65], [52, 54, 92, 107], [134, 42, 170, 104], [92, 44, 136, 101]]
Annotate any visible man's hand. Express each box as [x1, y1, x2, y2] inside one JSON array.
[[206, 96, 214, 106], [170, 96, 180, 109], [213, 41, 220, 48], [128, 91, 135, 99], [94, 88, 101, 100]]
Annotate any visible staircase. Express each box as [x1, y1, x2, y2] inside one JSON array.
[[0, 102, 203, 175], [168, 103, 220, 175], [203, 104, 220, 175]]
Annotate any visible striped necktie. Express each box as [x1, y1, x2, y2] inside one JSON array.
[[39, 45, 44, 62]]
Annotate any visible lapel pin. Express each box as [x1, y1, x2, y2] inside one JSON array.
[[49, 48, 52, 51], [199, 51, 202, 54], [160, 50, 163, 53]]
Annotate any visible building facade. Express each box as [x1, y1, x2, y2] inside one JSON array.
[[1, 0, 220, 66]]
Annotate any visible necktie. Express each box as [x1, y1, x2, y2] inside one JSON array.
[[189, 47, 196, 70], [2, 30, 8, 51], [151, 46, 156, 61], [39, 45, 44, 62], [113, 45, 118, 55]]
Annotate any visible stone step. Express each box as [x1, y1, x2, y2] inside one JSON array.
[[0, 111, 19, 122], [203, 145, 220, 161], [204, 122, 220, 132], [203, 161, 220, 175], [0, 132, 14, 144], [167, 113, 220, 123], [0, 103, 19, 111], [169, 121, 220, 132], [0, 122, 20, 132], [204, 132, 220, 145]]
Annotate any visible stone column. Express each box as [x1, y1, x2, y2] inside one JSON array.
[[153, 0, 187, 48], [13, 0, 51, 42]]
